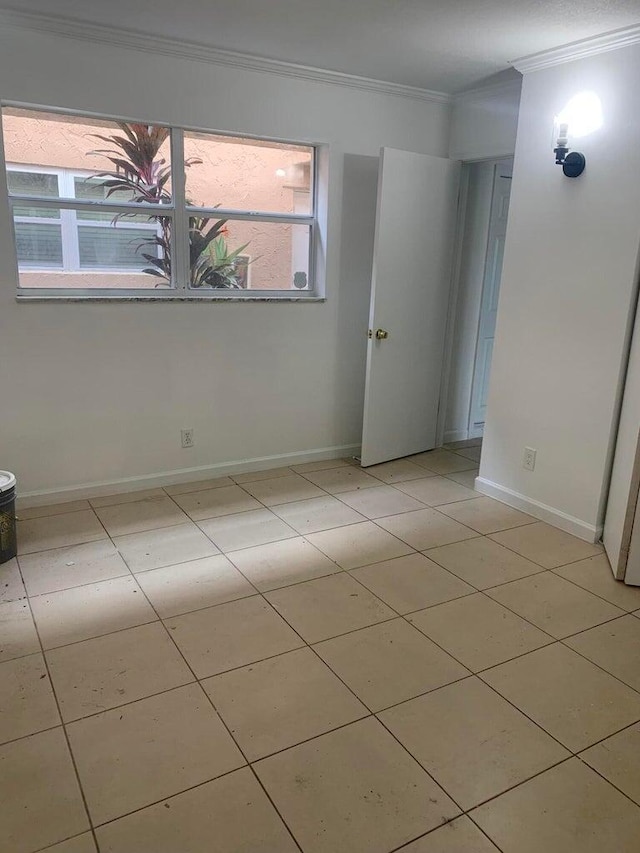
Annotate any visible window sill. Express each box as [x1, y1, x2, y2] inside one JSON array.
[[16, 294, 326, 304]]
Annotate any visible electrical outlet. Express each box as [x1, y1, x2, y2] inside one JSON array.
[[181, 428, 194, 448], [523, 446, 537, 471]]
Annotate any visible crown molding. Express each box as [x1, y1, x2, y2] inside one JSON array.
[[453, 77, 522, 103], [0, 8, 451, 105], [512, 23, 640, 73]]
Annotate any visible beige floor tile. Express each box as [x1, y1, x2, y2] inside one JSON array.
[[89, 488, 165, 508], [197, 507, 297, 551], [0, 727, 89, 853], [68, 684, 244, 825], [302, 466, 381, 494], [453, 446, 482, 462], [490, 521, 603, 569], [165, 596, 303, 678], [306, 521, 413, 570], [19, 540, 130, 596], [0, 652, 60, 743], [203, 647, 367, 760], [337, 485, 426, 519], [350, 553, 474, 614], [581, 723, 640, 806], [17, 510, 107, 555], [554, 554, 640, 611], [410, 449, 477, 475], [31, 576, 157, 650], [565, 615, 640, 691], [292, 457, 354, 473], [232, 465, 295, 484], [444, 439, 482, 450], [94, 495, 188, 537], [0, 598, 40, 662], [18, 499, 92, 520], [113, 522, 219, 573], [272, 495, 365, 533], [241, 473, 326, 506], [314, 619, 469, 712], [96, 767, 298, 853], [254, 717, 459, 853], [163, 476, 234, 495], [487, 572, 623, 638], [471, 758, 640, 853], [481, 643, 640, 751], [400, 816, 499, 852], [265, 573, 395, 643], [426, 537, 544, 590], [445, 468, 479, 489], [135, 554, 255, 618], [171, 484, 262, 521], [381, 677, 569, 809], [47, 622, 193, 721], [44, 835, 97, 853], [0, 557, 26, 603], [437, 497, 535, 534], [365, 458, 430, 484], [395, 476, 477, 507], [228, 536, 340, 592], [376, 508, 479, 551], [408, 593, 552, 671]]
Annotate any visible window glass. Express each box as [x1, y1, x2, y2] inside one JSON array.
[[188, 217, 310, 291], [184, 131, 313, 215], [14, 220, 63, 268], [2, 108, 172, 202]]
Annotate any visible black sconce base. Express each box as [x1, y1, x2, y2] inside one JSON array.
[[562, 151, 586, 178]]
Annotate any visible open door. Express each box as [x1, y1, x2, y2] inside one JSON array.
[[361, 148, 460, 466]]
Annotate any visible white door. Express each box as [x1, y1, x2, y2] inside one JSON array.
[[468, 163, 512, 437], [361, 148, 460, 466]]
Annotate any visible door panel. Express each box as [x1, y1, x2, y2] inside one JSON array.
[[361, 148, 460, 466]]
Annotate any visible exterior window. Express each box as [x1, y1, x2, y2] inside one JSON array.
[[8, 167, 159, 274], [2, 107, 318, 298]]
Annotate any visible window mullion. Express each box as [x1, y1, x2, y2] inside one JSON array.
[[170, 128, 189, 291]]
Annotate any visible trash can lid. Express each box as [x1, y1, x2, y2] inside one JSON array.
[[0, 472, 16, 493]]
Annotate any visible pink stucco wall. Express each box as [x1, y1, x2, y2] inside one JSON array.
[[3, 109, 311, 289]]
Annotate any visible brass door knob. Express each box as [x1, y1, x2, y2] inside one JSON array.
[[375, 328, 389, 340]]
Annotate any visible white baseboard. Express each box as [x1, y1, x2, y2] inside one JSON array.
[[17, 443, 362, 508], [474, 476, 603, 544], [443, 428, 469, 444]]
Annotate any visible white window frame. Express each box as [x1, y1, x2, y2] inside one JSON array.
[[3, 105, 323, 301]]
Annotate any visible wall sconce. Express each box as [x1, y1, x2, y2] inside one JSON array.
[[553, 123, 586, 178], [553, 92, 603, 179]]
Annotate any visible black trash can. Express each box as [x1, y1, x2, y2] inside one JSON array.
[[0, 472, 17, 564]]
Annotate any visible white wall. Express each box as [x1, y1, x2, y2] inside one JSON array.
[[449, 78, 521, 162], [479, 45, 640, 541], [0, 24, 450, 500], [444, 160, 494, 442]]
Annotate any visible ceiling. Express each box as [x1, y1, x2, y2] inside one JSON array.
[[3, 0, 640, 93]]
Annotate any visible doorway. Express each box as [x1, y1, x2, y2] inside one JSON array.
[[443, 157, 513, 447]]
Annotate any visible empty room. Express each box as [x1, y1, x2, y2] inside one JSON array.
[[3, 2, 640, 851]]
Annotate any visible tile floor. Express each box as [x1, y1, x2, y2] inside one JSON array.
[[3, 443, 640, 852]]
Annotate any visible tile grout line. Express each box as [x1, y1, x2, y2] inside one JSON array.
[[124, 561, 307, 853], [13, 553, 101, 853], [12, 454, 640, 850]]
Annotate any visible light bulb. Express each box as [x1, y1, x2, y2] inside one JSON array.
[[555, 91, 603, 140]]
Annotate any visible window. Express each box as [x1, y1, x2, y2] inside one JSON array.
[[9, 167, 160, 274], [2, 107, 318, 298]]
